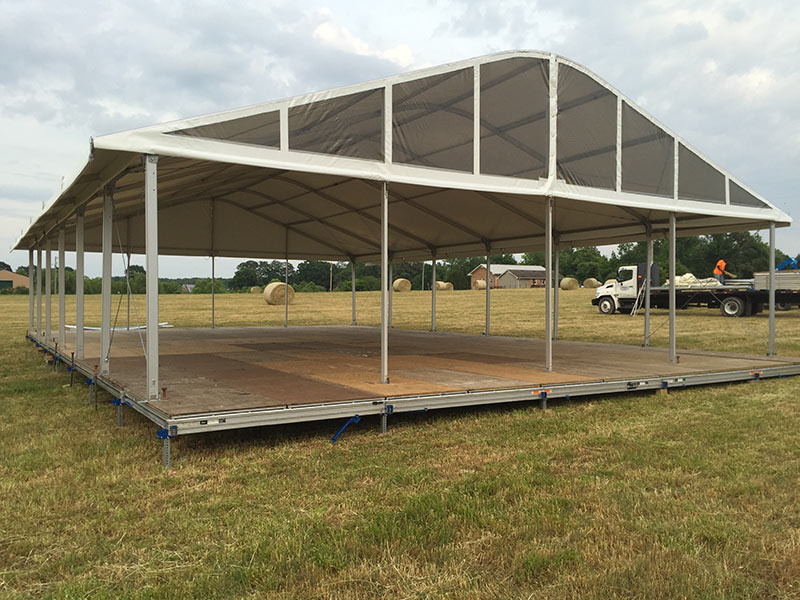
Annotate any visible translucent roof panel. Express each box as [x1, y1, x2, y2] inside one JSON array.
[[621, 102, 674, 197], [393, 67, 474, 172], [480, 57, 549, 179], [730, 180, 769, 208], [289, 88, 384, 161], [679, 143, 726, 203], [557, 64, 617, 190], [169, 110, 280, 148]]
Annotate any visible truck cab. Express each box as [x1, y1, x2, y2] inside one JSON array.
[[592, 263, 659, 314]]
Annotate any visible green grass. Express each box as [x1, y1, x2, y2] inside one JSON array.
[[1, 290, 799, 598]]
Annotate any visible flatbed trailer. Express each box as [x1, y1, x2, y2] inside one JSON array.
[[592, 264, 800, 317]]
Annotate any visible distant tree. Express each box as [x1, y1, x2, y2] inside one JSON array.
[[159, 281, 182, 294], [126, 264, 145, 277], [15, 265, 29, 276], [192, 278, 227, 293], [296, 261, 341, 290], [0, 261, 11, 272], [231, 261, 260, 289]]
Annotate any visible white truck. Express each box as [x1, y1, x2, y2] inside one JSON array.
[[592, 263, 800, 317]]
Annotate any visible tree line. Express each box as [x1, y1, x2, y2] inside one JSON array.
[[3, 232, 794, 295]]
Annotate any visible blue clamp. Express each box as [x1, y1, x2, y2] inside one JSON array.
[[331, 414, 361, 444], [661, 381, 669, 389], [539, 390, 548, 400], [85, 377, 94, 386], [111, 398, 122, 406], [156, 428, 170, 440], [385, 404, 394, 415]]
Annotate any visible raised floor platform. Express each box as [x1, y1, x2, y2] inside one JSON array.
[[37, 326, 800, 437]]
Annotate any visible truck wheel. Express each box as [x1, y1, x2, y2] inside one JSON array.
[[720, 296, 745, 317], [598, 297, 616, 315], [776, 302, 792, 311]]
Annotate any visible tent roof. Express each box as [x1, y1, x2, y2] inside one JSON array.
[[14, 50, 790, 261]]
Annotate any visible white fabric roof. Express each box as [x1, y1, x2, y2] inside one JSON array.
[[15, 50, 791, 261]]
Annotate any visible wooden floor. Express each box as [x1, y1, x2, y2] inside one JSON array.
[[66, 326, 799, 417]]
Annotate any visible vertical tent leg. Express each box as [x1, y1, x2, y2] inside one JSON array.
[[210, 199, 216, 330], [284, 256, 289, 328], [117, 403, 124, 427], [669, 213, 677, 364], [36, 248, 42, 339], [284, 230, 289, 329], [145, 155, 160, 401], [58, 228, 65, 346], [75, 210, 85, 360], [126, 252, 131, 330], [553, 242, 559, 340], [485, 251, 491, 336], [380, 411, 388, 434], [381, 182, 389, 384], [28, 249, 34, 335], [431, 258, 437, 332], [100, 186, 113, 375], [644, 230, 653, 347], [388, 263, 393, 329], [545, 197, 553, 372], [45, 239, 51, 342], [768, 221, 776, 356], [351, 261, 357, 326]]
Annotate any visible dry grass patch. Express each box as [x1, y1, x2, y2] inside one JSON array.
[[1, 291, 799, 598]]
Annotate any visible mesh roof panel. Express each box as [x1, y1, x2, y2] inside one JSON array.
[[679, 143, 725, 203], [393, 68, 474, 172], [169, 110, 280, 147], [289, 89, 384, 160], [480, 57, 549, 179], [730, 180, 768, 208], [621, 102, 674, 197], [557, 64, 617, 190]]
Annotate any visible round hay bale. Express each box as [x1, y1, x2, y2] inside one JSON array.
[[264, 281, 295, 305], [472, 279, 487, 290], [559, 277, 580, 291], [435, 281, 453, 291], [249, 285, 262, 294], [582, 277, 600, 289], [444, 282, 454, 291], [392, 278, 412, 292]]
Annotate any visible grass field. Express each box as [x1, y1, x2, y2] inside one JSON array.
[[1, 289, 799, 598]]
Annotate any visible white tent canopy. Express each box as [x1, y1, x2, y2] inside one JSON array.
[[14, 50, 790, 261]]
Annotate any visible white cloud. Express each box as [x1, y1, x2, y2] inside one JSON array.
[[313, 21, 417, 68]]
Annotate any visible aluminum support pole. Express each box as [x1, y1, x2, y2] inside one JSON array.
[[388, 263, 393, 328], [669, 213, 677, 364], [351, 261, 356, 326], [126, 252, 131, 330], [380, 182, 389, 384], [553, 244, 559, 340], [27, 249, 33, 334], [284, 256, 289, 328], [45, 239, 51, 342], [768, 221, 776, 356], [100, 186, 113, 375], [57, 228, 65, 346], [485, 252, 491, 336], [284, 229, 289, 328], [644, 232, 653, 347], [210, 199, 215, 329], [545, 197, 553, 372], [431, 259, 437, 332], [36, 248, 42, 338], [75, 210, 85, 359], [145, 155, 159, 401]]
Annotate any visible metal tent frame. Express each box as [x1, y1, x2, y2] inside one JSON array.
[[15, 50, 792, 464]]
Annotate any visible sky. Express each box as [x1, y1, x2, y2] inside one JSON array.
[[2, 0, 799, 278]]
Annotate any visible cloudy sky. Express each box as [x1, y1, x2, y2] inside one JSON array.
[[2, 0, 799, 277]]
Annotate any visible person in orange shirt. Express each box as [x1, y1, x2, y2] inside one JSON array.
[[713, 258, 728, 284]]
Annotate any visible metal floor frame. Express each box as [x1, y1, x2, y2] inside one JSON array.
[[27, 332, 800, 467]]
